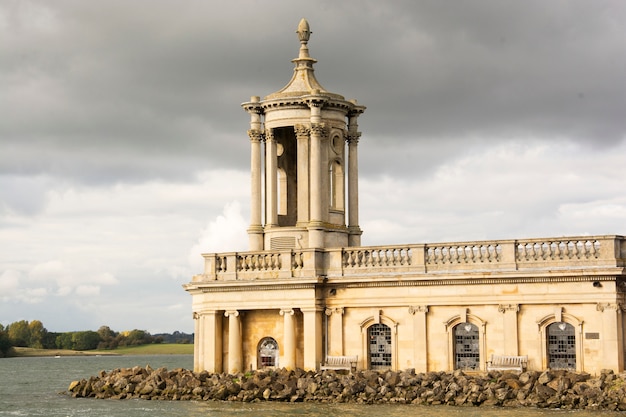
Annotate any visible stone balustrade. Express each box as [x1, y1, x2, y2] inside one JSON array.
[[191, 235, 625, 282]]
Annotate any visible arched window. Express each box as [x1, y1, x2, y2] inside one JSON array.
[[547, 322, 576, 370], [445, 311, 486, 371], [537, 310, 582, 371], [257, 337, 279, 369], [454, 322, 480, 370], [368, 323, 391, 370]]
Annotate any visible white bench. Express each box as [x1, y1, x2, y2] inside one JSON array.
[[487, 354, 528, 372], [320, 355, 358, 372]]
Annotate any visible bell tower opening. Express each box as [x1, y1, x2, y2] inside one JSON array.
[[274, 126, 298, 227]]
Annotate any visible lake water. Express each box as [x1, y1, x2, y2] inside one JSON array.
[[0, 354, 623, 416]]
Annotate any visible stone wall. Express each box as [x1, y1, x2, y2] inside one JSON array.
[[67, 367, 626, 410]]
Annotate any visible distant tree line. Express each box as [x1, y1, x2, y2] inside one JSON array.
[[0, 320, 193, 357]]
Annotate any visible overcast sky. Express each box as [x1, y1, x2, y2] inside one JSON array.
[[1, 1, 625, 334]]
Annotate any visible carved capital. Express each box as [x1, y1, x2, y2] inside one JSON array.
[[498, 304, 520, 313], [310, 123, 328, 138], [247, 129, 264, 143], [597, 303, 622, 312], [408, 305, 429, 315], [346, 132, 361, 145], [193, 312, 200, 320], [325, 307, 344, 316], [264, 129, 275, 142], [280, 308, 295, 316], [294, 124, 310, 139], [224, 310, 240, 318]]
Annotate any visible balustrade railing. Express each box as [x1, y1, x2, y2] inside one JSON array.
[[196, 235, 623, 281], [425, 243, 501, 265], [342, 247, 411, 268], [516, 239, 600, 262], [237, 252, 281, 271]]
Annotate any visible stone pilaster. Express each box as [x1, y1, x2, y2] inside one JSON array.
[[498, 304, 520, 355], [597, 303, 624, 371], [302, 307, 323, 371], [325, 307, 345, 356], [409, 305, 428, 372]]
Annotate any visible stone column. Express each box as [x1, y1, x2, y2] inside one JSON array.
[[306, 93, 327, 248], [498, 304, 520, 355], [280, 309, 296, 370], [302, 307, 323, 371], [193, 312, 202, 372], [308, 122, 327, 248], [295, 125, 310, 226], [194, 310, 223, 373], [265, 129, 278, 228], [409, 306, 428, 372], [325, 307, 344, 356], [346, 107, 363, 246], [225, 310, 242, 373], [248, 128, 264, 250], [597, 303, 623, 371]]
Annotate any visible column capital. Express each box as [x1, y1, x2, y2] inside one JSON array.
[[280, 308, 295, 316], [325, 307, 344, 316], [597, 302, 623, 312], [346, 132, 361, 145], [409, 305, 429, 315], [224, 310, 240, 318], [498, 304, 520, 313], [265, 128, 275, 142], [247, 129, 265, 143], [294, 124, 310, 138], [310, 123, 328, 138], [193, 312, 200, 320]]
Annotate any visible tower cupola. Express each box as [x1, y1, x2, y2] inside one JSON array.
[[243, 18, 365, 251]]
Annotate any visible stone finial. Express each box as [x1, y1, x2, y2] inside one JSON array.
[[296, 18, 311, 43], [296, 18, 311, 59]]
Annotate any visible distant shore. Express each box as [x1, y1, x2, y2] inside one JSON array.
[[8, 344, 193, 357]]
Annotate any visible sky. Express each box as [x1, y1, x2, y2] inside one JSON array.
[[1, 0, 625, 334]]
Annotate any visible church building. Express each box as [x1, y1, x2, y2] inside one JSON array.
[[184, 19, 626, 375]]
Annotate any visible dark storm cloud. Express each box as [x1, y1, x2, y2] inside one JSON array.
[[2, 0, 625, 182]]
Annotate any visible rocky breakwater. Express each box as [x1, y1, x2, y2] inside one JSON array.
[[67, 366, 626, 410]]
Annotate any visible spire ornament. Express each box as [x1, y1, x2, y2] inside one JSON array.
[[296, 18, 311, 59]]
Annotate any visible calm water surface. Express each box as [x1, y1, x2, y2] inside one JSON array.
[[0, 354, 623, 416]]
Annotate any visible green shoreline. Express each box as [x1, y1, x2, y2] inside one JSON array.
[[8, 344, 193, 357]]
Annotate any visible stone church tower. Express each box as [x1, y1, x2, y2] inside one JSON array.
[[242, 18, 365, 251], [186, 19, 626, 376]]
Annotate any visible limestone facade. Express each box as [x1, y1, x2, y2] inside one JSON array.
[[184, 19, 626, 375]]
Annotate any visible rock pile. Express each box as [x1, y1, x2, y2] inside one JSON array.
[[66, 366, 626, 410]]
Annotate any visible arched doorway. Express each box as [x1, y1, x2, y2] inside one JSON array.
[[257, 337, 279, 369], [547, 322, 576, 370], [454, 322, 480, 370], [368, 323, 391, 370]]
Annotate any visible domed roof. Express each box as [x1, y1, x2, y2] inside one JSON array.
[[264, 18, 345, 101]]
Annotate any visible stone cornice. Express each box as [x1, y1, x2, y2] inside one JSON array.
[[325, 275, 618, 290]]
